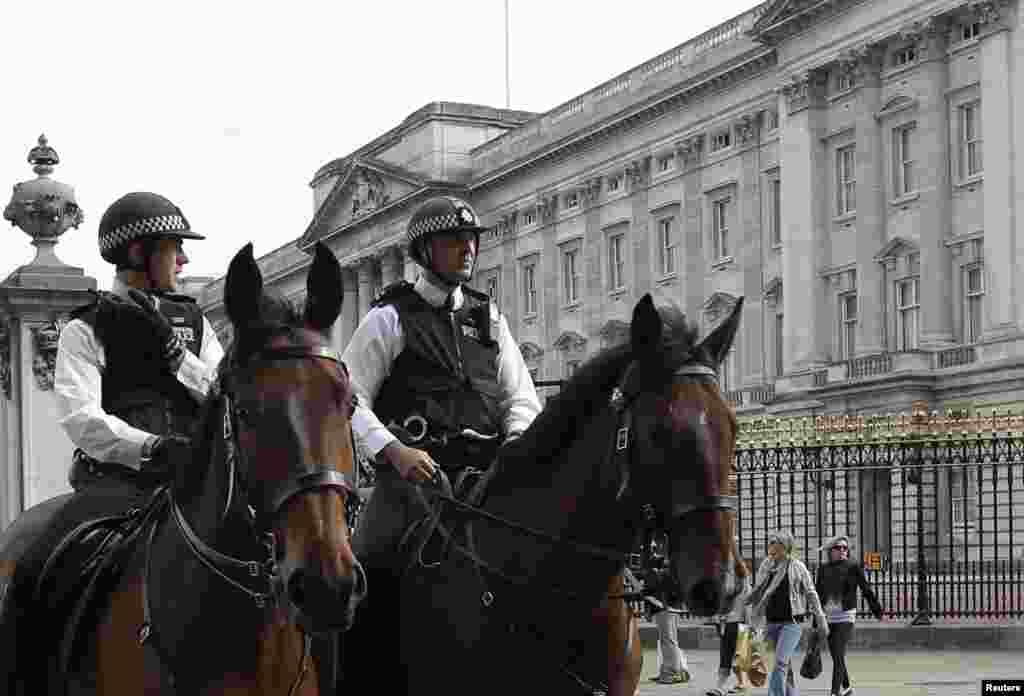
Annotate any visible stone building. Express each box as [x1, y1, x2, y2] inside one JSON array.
[[197, 0, 1024, 564]]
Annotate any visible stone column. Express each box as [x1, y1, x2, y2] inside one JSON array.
[[338, 265, 359, 351], [915, 19, 955, 348], [679, 136, 706, 321], [736, 113, 764, 384], [779, 70, 830, 373], [379, 245, 404, 288], [627, 160, 652, 301], [850, 45, 887, 355], [983, 1, 1018, 337], [357, 257, 376, 321]]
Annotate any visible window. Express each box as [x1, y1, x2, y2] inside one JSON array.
[[608, 234, 625, 290], [893, 123, 916, 197], [565, 191, 579, 210], [721, 349, 735, 394], [839, 292, 857, 359], [712, 197, 731, 260], [895, 277, 920, 351], [769, 178, 782, 247], [893, 45, 917, 67], [961, 21, 981, 41], [950, 468, 977, 530], [657, 217, 676, 275], [562, 247, 580, 304], [836, 145, 857, 215], [606, 174, 622, 193], [775, 312, 784, 377], [710, 130, 732, 152], [960, 102, 983, 179], [523, 209, 537, 226], [522, 262, 537, 315], [965, 265, 984, 342], [657, 154, 675, 173]]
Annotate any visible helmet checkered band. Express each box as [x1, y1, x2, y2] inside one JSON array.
[[409, 211, 465, 239], [99, 214, 190, 255]]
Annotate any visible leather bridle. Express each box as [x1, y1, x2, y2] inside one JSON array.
[[168, 343, 359, 608]]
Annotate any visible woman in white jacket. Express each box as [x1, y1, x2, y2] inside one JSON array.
[[746, 531, 829, 696]]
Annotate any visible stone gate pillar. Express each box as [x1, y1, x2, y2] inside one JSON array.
[[0, 135, 96, 529]]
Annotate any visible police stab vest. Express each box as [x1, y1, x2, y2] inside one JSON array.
[[72, 291, 205, 444], [373, 282, 502, 448]]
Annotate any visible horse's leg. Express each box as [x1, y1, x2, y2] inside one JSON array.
[[601, 573, 643, 696]]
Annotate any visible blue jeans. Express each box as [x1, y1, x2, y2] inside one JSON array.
[[764, 621, 802, 696]]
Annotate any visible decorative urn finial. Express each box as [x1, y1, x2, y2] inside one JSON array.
[[3, 134, 83, 266]]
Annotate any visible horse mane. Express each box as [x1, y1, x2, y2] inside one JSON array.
[[498, 304, 701, 476], [174, 290, 306, 502]]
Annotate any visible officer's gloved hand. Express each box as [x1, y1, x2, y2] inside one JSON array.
[[140, 435, 192, 481], [126, 289, 186, 372]]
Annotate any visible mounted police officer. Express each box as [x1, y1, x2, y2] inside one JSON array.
[[341, 195, 541, 688], [55, 191, 224, 494]]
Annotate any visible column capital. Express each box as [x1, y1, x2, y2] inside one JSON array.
[[735, 112, 761, 145], [675, 134, 704, 168], [625, 156, 650, 189], [581, 177, 602, 207], [779, 70, 828, 115], [970, 0, 1012, 32], [839, 42, 885, 86]]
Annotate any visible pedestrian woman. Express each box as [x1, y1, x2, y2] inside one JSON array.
[[643, 536, 690, 684], [707, 530, 752, 696], [746, 531, 829, 696], [815, 534, 884, 696]]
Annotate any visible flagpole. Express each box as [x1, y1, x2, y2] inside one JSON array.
[[504, 0, 510, 108]]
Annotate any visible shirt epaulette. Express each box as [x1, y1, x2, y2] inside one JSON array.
[[372, 280, 415, 308]]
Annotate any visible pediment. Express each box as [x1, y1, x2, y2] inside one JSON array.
[[876, 95, 919, 120], [553, 330, 587, 352], [875, 236, 919, 261], [750, 0, 852, 45], [300, 157, 427, 248]]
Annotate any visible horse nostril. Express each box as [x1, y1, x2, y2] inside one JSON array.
[[287, 570, 308, 608]]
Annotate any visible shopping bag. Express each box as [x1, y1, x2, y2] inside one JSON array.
[[747, 632, 768, 687], [799, 638, 822, 680], [732, 626, 752, 679]]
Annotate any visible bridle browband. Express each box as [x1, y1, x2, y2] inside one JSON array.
[[168, 342, 358, 607]]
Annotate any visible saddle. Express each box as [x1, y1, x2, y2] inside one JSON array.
[[0, 484, 167, 695]]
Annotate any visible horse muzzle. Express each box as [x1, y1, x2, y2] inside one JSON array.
[[285, 558, 367, 634]]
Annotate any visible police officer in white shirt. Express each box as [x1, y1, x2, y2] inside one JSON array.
[[56, 191, 224, 493], [342, 196, 540, 688]]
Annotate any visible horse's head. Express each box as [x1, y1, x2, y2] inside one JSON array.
[[186, 241, 365, 634], [618, 294, 741, 616]]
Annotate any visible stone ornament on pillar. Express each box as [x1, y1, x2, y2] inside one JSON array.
[[735, 113, 760, 145], [30, 320, 62, 391], [0, 320, 10, 400], [676, 135, 704, 168], [625, 156, 650, 189], [3, 135, 84, 268], [969, 0, 1010, 31]]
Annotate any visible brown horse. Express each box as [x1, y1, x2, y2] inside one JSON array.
[[342, 293, 741, 696], [591, 572, 643, 696], [10, 242, 365, 695]]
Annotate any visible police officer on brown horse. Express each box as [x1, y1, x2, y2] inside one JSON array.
[[341, 195, 541, 688], [57, 191, 224, 494], [0, 192, 224, 694]]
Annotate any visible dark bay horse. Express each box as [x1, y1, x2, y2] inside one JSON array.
[[3, 242, 365, 695], [343, 293, 742, 695]]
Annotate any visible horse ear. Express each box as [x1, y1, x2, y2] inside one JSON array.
[[697, 296, 744, 367], [304, 242, 343, 333], [630, 294, 662, 354], [225, 243, 263, 329]]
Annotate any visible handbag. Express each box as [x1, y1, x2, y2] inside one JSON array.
[[747, 631, 768, 687], [800, 628, 823, 679]]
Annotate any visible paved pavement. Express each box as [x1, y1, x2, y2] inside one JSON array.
[[635, 648, 1021, 696]]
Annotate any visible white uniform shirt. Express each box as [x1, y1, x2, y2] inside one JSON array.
[[342, 275, 541, 459], [54, 278, 225, 469]]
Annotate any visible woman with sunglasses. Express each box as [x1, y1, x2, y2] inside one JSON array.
[[815, 535, 884, 696]]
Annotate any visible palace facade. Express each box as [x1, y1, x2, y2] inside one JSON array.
[[202, 0, 1024, 421]]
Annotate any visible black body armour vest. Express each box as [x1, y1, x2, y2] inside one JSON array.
[[373, 282, 503, 451], [72, 291, 205, 448]]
